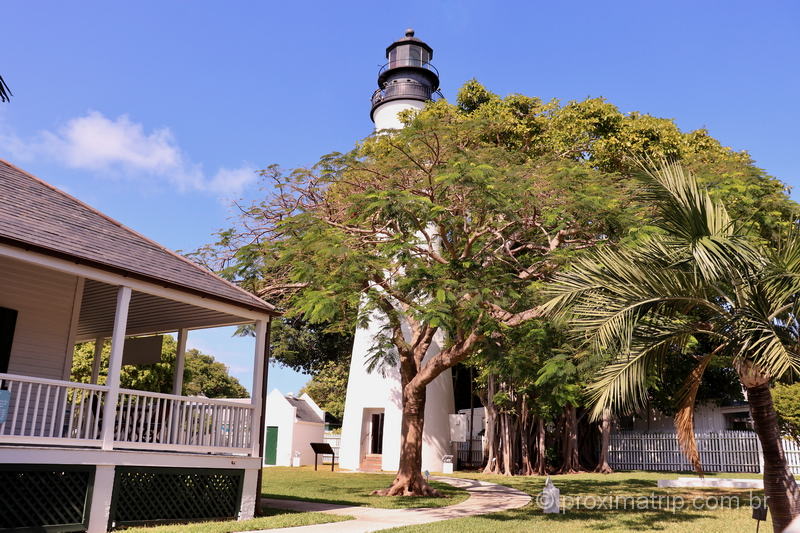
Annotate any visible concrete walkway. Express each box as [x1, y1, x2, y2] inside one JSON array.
[[253, 476, 531, 533]]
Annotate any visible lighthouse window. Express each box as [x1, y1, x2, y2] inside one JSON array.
[[420, 49, 430, 65], [408, 46, 421, 66], [389, 45, 430, 68]]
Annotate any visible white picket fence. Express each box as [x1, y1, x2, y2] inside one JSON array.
[[324, 432, 341, 459], [609, 431, 800, 474]]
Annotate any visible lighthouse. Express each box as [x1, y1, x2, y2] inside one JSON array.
[[370, 29, 441, 131], [338, 30, 454, 474]]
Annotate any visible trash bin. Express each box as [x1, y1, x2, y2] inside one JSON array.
[[292, 451, 301, 467], [442, 454, 454, 474]]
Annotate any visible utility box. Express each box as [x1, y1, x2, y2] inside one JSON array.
[[449, 413, 467, 442], [442, 455, 454, 474]]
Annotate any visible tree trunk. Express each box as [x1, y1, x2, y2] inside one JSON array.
[[500, 411, 514, 475], [558, 404, 581, 474], [533, 416, 547, 475], [594, 407, 613, 474], [746, 381, 800, 531], [483, 374, 500, 474], [373, 384, 442, 497], [520, 398, 534, 476]]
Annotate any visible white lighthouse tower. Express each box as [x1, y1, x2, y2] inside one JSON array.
[[338, 30, 454, 473]]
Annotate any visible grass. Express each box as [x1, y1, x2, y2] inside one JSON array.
[[119, 507, 351, 533], [261, 466, 470, 509], [121, 468, 766, 532], [382, 471, 766, 533]]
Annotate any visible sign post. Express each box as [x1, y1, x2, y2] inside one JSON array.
[[310, 442, 336, 472]]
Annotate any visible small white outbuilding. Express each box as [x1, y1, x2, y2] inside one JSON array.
[[263, 389, 326, 467]]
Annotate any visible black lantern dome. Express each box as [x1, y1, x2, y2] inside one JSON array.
[[370, 29, 440, 121]]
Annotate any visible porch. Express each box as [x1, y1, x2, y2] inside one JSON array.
[[0, 248, 270, 531], [0, 372, 255, 454], [0, 251, 266, 458]]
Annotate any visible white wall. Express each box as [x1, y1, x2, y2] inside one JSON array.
[[264, 389, 295, 466], [630, 404, 748, 433], [373, 99, 425, 131], [0, 255, 79, 379], [292, 421, 325, 466], [339, 313, 397, 471], [458, 407, 486, 439], [264, 389, 327, 466], [339, 310, 454, 473]]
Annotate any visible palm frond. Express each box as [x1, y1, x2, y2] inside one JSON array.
[[674, 351, 717, 475], [636, 159, 760, 280], [586, 329, 692, 420], [0, 75, 11, 103]]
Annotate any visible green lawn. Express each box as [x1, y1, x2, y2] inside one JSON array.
[[119, 507, 351, 533], [121, 468, 766, 532], [262, 466, 470, 508], [384, 471, 765, 533]]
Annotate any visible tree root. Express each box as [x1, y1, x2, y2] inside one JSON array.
[[594, 463, 613, 474], [371, 475, 446, 497]]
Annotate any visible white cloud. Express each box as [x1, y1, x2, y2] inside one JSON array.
[[0, 110, 256, 197]]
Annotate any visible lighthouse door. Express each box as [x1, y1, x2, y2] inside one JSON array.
[[370, 412, 385, 454]]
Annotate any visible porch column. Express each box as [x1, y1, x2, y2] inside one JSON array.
[[238, 468, 260, 520], [172, 328, 188, 395], [90, 336, 104, 384], [86, 465, 115, 533], [100, 285, 131, 451], [250, 319, 267, 456]]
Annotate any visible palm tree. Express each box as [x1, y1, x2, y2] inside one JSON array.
[[545, 161, 800, 532]]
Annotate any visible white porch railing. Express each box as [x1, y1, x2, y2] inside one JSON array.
[[114, 389, 253, 453], [0, 373, 253, 454], [0, 373, 107, 444]]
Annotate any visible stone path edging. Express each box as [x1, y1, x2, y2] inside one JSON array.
[[251, 475, 532, 533]]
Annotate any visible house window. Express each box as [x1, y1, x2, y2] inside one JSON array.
[[0, 307, 17, 374], [724, 411, 753, 431]]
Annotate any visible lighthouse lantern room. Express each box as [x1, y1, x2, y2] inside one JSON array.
[[370, 29, 440, 130]]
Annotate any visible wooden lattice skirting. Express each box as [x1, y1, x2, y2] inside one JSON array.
[[0, 464, 94, 532], [109, 466, 245, 529]]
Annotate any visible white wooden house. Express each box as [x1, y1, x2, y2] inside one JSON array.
[[263, 390, 325, 467], [0, 160, 276, 532], [604, 402, 800, 474]]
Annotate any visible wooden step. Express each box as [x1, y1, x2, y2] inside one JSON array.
[[359, 454, 383, 472]]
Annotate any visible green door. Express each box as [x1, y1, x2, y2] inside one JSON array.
[[264, 426, 279, 465]]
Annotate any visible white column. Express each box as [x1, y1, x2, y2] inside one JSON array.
[[91, 337, 104, 384], [172, 328, 188, 395], [250, 319, 267, 457], [100, 286, 131, 451], [238, 468, 259, 520], [86, 464, 115, 533]]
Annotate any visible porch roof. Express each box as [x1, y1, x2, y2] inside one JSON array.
[[0, 160, 275, 315], [76, 279, 251, 341]]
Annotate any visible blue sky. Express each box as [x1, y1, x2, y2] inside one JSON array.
[[2, 1, 798, 394]]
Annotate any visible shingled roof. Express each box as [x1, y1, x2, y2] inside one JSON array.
[[0, 160, 275, 314], [285, 395, 324, 424]]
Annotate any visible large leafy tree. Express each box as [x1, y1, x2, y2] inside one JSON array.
[[71, 336, 248, 398], [202, 82, 796, 496], [300, 358, 349, 420], [545, 162, 800, 531], [773, 383, 800, 443]]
